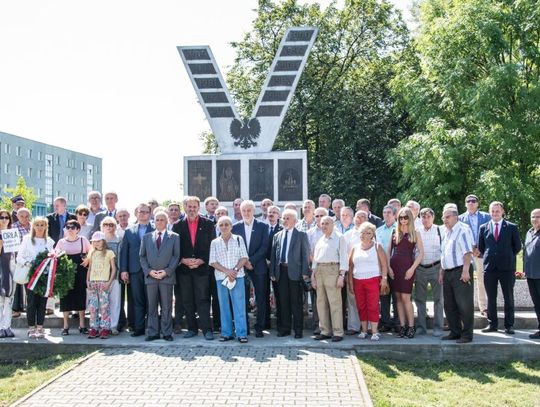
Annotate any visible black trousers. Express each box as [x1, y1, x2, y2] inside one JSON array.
[[12, 283, 25, 312], [527, 278, 540, 330], [379, 290, 399, 327], [118, 281, 133, 331], [246, 270, 268, 333], [209, 270, 220, 331], [484, 271, 515, 329], [309, 288, 319, 331], [276, 267, 304, 334], [443, 267, 474, 340], [173, 269, 186, 328], [26, 288, 47, 326], [130, 271, 148, 332], [179, 269, 211, 334]]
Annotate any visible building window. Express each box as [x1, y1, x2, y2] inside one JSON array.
[[81, 162, 85, 171], [38, 151, 42, 161], [56, 173, 61, 182], [4, 144, 10, 154], [4, 164, 9, 174], [38, 169, 43, 179], [56, 156, 61, 165], [57, 190, 61, 197], [28, 149, 32, 159], [16, 146, 22, 156], [28, 168, 33, 177], [38, 188, 42, 197]]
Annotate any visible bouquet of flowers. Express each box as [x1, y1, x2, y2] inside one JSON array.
[[27, 250, 76, 298]]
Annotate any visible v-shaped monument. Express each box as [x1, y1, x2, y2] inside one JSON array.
[[179, 27, 317, 204]]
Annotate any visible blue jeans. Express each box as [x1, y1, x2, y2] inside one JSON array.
[[217, 277, 247, 338]]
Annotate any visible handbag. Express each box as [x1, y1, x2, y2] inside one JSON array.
[[14, 261, 30, 284]]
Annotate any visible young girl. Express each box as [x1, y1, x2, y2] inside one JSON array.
[[86, 231, 116, 339], [0, 209, 15, 338]]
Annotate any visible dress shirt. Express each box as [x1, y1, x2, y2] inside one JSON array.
[[187, 216, 200, 247], [418, 225, 442, 265], [335, 221, 354, 235], [87, 207, 105, 227], [268, 223, 279, 236], [312, 231, 349, 271], [441, 222, 474, 270], [491, 220, 501, 239], [468, 211, 479, 243], [307, 226, 324, 255], [209, 234, 248, 280], [296, 218, 316, 232], [524, 228, 540, 279], [243, 220, 254, 248], [281, 228, 294, 263], [13, 222, 31, 241], [137, 223, 149, 240], [344, 228, 361, 254], [376, 222, 397, 251], [414, 217, 423, 231]]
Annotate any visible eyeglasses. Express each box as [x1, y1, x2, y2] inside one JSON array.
[[138, 210, 150, 214], [398, 216, 408, 220], [65, 225, 79, 230], [103, 223, 115, 227], [0, 216, 10, 220], [466, 199, 478, 203], [315, 215, 324, 218], [78, 213, 89, 217]]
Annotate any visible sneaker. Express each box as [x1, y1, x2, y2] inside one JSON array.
[[36, 328, 46, 339], [358, 332, 368, 339], [111, 329, 119, 336], [27, 328, 37, 339], [87, 328, 99, 339], [99, 329, 109, 339], [371, 333, 380, 341]]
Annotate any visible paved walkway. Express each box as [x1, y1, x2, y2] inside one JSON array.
[[16, 347, 372, 407]]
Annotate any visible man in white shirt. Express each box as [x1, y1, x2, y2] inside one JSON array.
[[312, 216, 348, 342], [414, 208, 443, 336], [406, 200, 423, 231]]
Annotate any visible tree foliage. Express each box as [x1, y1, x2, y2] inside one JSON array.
[[204, 0, 410, 211], [0, 176, 37, 213], [391, 0, 540, 231]]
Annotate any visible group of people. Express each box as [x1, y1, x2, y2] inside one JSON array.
[[0, 190, 539, 344]]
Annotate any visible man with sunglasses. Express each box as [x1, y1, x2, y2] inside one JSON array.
[[459, 194, 491, 316]]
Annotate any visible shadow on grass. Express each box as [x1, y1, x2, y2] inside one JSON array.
[[0, 353, 87, 380], [357, 355, 540, 385]]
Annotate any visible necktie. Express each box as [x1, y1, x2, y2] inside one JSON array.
[[269, 226, 274, 236], [156, 232, 162, 250], [280, 231, 288, 263], [494, 223, 499, 242], [108, 211, 113, 217]]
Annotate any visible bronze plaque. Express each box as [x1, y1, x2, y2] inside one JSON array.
[[249, 160, 274, 201], [216, 160, 241, 201], [188, 160, 212, 199], [278, 159, 302, 201]]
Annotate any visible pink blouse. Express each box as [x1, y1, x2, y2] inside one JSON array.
[[56, 236, 91, 255]]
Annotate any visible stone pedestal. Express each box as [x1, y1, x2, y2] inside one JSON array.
[[184, 150, 307, 207]]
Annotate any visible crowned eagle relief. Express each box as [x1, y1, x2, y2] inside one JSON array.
[[230, 117, 261, 149]]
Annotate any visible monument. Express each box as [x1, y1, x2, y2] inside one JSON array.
[[179, 27, 317, 206]]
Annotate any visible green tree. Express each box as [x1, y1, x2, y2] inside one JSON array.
[[204, 0, 410, 210], [0, 176, 37, 213], [391, 0, 540, 231]]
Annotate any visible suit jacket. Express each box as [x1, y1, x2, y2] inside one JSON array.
[[269, 228, 309, 281], [140, 230, 180, 285], [46, 211, 77, 244], [173, 216, 216, 273], [459, 210, 491, 245], [267, 223, 283, 260], [232, 219, 269, 275], [368, 213, 383, 228], [478, 219, 522, 273], [92, 209, 117, 233], [120, 223, 155, 274]]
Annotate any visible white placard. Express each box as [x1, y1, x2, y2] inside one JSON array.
[[1, 228, 21, 253]]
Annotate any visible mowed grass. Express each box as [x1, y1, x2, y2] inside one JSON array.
[[0, 353, 88, 406], [357, 356, 540, 407]]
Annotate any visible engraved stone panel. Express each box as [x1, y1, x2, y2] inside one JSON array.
[[274, 60, 302, 72], [256, 105, 284, 117], [207, 107, 235, 118], [278, 159, 303, 201], [268, 75, 296, 87], [201, 92, 229, 104], [188, 63, 217, 75], [262, 90, 290, 102], [194, 77, 223, 89], [216, 160, 241, 202], [188, 160, 212, 199], [286, 30, 315, 42], [182, 49, 210, 60], [249, 160, 274, 201], [280, 45, 308, 57]]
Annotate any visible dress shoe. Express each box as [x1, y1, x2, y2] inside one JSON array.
[[183, 330, 197, 339], [294, 332, 303, 339], [163, 335, 173, 341], [504, 328, 515, 335], [255, 330, 264, 338], [131, 330, 145, 337], [219, 336, 234, 342], [331, 336, 343, 342], [378, 325, 391, 333], [173, 325, 182, 335], [481, 326, 498, 333], [314, 334, 331, 340], [145, 335, 160, 341], [529, 331, 540, 339], [456, 337, 472, 344], [313, 329, 321, 335], [480, 309, 488, 317], [345, 329, 358, 336], [204, 331, 214, 340], [277, 332, 290, 337], [441, 334, 460, 340]]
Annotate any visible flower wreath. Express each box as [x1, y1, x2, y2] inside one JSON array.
[[27, 250, 77, 298]]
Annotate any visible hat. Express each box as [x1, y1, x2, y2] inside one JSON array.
[[11, 195, 25, 204], [90, 231, 106, 241]]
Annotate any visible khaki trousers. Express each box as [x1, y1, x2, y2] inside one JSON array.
[[474, 256, 487, 311], [315, 264, 344, 337]]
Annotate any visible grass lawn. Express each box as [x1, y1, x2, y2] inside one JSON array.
[[358, 356, 540, 407], [0, 353, 88, 406]]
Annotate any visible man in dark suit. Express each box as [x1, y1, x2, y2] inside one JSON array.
[[478, 201, 522, 334], [356, 198, 383, 228], [46, 196, 77, 244], [92, 191, 119, 233], [140, 211, 181, 341], [119, 203, 155, 337], [232, 200, 269, 337], [266, 205, 282, 329], [270, 209, 310, 338], [172, 196, 216, 340]]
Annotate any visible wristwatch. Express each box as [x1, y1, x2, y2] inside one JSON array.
[[339, 273, 346, 277], [233, 267, 239, 271]]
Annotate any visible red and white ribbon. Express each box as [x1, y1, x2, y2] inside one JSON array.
[[28, 250, 65, 297]]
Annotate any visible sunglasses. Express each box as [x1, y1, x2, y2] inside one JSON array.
[[102, 223, 115, 227], [466, 199, 478, 203], [314, 215, 324, 218], [78, 213, 89, 217], [0, 216, 10, 220], [65, 225, 79, 230], [398, 216, 408, 220]]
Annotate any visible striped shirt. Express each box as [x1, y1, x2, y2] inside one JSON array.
[[417, 225, 442, 264], [296, 218, 317, 233], [441, 222, 474, 269], [209, 234, 248, 280]]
